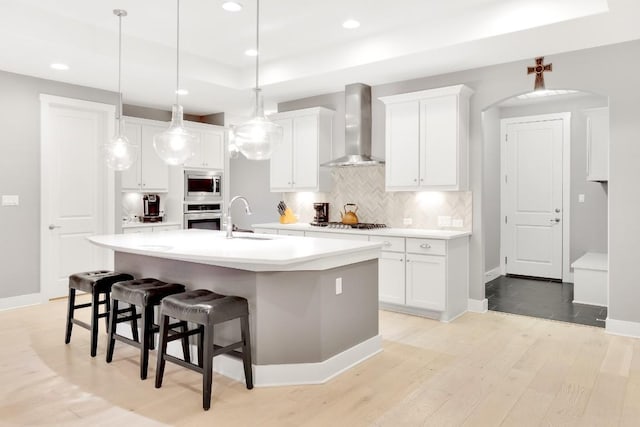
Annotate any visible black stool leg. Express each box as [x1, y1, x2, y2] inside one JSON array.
[[65, 288, 76, 344], [148, 306, 156, 351], [240, 315, 253, 389], [181, 321, 191, 363], [202, 324, 214, 411], [140, 305, 153, 380], [155, 314, 170, 389], [197, 325, 204, 368], [130, 304, 139, 343], [106, 298, 119, 363], [90, 290, 100, 357], [104, 291, 111, 331]]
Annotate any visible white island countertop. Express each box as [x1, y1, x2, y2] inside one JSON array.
[[252, 223, 471, 239], [89, 229, 382, 272]]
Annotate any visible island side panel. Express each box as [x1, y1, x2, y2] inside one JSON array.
[[255, 259, 379, 365], [114, 252, 258, 358]]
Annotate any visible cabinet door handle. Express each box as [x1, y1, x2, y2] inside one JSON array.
[[420, 243, 431, 249], [413, 178, 417, 182], [400, 258, 403, 262]]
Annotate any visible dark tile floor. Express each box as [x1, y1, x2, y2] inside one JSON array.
[[485, 275, 607, 328]]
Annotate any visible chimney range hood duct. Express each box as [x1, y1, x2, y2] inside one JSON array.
[[322, 83, 384, 167]]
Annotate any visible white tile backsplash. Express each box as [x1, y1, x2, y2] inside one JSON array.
[[283, 165, 472, 230]]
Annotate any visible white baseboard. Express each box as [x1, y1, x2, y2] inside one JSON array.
[[468, 298, 488, 313], [0, 293, 44, 311], [117, 323, 383, 387], [484, 267, 501, 284], [563, 272, 574, 284], [605, 317, 640, 338]]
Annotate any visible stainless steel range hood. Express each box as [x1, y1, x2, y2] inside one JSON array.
[[322, 83, 384, 167]]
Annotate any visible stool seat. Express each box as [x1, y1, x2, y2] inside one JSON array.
[[69, 271, 133, 293], [160, 289, 249, 325], [65, 270, 135, 357], [107, 278, 189, 380], [112, 278, 186, 306], [155, 289, 253, 410]]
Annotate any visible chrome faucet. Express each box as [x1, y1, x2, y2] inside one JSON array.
[[226, 196, 253, 238]]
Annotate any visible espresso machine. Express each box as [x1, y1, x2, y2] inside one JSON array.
[[142, 194, 162, 222], [311, 202, 329, 226]]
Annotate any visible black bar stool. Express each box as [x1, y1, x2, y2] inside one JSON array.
[[65, 271, 136, 357], [155, 289, 253, 410], [106, 278, 191, 380]]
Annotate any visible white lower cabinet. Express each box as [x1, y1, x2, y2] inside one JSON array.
[[406, 254, 446, 311], [250, 225, 469, 321], [378, 252, 406, 305]]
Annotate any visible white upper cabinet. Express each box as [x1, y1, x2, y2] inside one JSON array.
[[584, 107, 609, 182], [269, 107, 334, 192], [183, 123, 225, 170], [379, 85, 473, 191], [121, 118, 169, 192]]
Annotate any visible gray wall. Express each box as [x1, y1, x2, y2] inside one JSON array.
[[272, 39, 640, 326], [0, 70, 119, 299], [228, 155, 280, 230], [486, 95, 609, 273], [482, 108, 501, 272]]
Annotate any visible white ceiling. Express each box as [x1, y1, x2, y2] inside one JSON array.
[[1, 0, 638, 117]]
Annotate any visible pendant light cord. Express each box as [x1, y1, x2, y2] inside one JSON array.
[[254, 0, 260, 113], [117, 12, 123, 133], [176, 0, 181, 106]]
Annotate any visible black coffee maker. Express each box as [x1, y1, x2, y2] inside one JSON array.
[[142, 194, 161, 222], [312, 202, 329, 225]]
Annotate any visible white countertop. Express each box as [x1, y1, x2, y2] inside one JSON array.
[[89, 229, 382, 272], [571, 252, 608, 271], [252, 222, 471, 240], [122, 221, 182, 229]]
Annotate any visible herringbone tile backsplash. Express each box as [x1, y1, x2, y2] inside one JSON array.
[[283, 165, 472, 230]]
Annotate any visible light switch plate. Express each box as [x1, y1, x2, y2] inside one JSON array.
[[578, 194, 585, 203], [437, 216, 452, 227], [452, 219, 464, 228], [1, 195, 19, 206], [403, 217, 413, 226], [335, 277, 343, 295]]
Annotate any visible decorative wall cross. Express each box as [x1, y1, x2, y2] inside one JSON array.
[[527, 57, 552, 90]]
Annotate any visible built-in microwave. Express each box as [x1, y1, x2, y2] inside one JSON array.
[[184, 170, 222, 201]]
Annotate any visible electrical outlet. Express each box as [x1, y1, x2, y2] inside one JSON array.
[[1, 195, 19, 206], [452, 219, 463, 228], [578, 194, 585, 203], [335, 277, 343, 295], [437, 216, 452, 227], [403, 217, 413, 226]]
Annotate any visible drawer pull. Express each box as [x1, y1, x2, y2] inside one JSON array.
[[420, 243, 431, 249], [383, 241, 392, 247]]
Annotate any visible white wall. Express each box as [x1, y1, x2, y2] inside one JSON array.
[[482, 108, 502, 273]]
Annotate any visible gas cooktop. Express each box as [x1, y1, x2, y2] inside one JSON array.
[[310, 222, 387, 230]]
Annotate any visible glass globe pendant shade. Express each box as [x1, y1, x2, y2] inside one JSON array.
[[103, 119, 137, 171], [234, 90, 283, 160], [153, 104, 197, 165]]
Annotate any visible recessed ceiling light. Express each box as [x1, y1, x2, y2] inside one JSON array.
[[342, 19, 360, 29], [50, 63, 69, 71], [222, 1, 243, 12], [244, 49, 258, 57], [176, 89, 189, 96]]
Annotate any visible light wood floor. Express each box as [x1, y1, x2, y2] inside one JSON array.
[[1, 297, 640, 427]]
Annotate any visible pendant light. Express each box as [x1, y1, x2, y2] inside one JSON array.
[[103, 9, 137, 171], [153, 0, 196, 165], [234, 0, 283, 160]]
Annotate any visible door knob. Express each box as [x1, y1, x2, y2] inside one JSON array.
[[48, 224, 61, 230]]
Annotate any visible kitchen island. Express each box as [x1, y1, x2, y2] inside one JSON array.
[[89, 229, 383, 386]]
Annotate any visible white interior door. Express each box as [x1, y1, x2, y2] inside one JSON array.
[[41, 95, 115, 299], [503, 118, 564, 279]]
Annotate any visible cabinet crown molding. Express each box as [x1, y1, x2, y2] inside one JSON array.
[[379, 84, 474, 105], [269, 106, 335, 120]]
